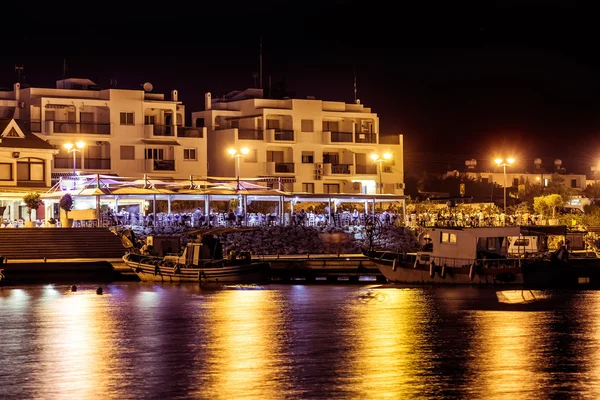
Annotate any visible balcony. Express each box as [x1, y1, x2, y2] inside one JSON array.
[[237, 129, 264, 140], [267, 162, 295, 174], [146, 124, 175, 137], [266, 129, 294, 142], [54, 158, 82, 169], [331, 164, 352, 174], [355, 165, 378, 174], [330, 131, 353, 143], [85, 158, 111, 169], [53, 121, 111, 135], [152, 159, 175, 171], [177, 126, 204, 138], [355, 132, 377, 144]]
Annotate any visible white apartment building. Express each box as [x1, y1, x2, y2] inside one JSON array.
[[192, 89, 404, 195], [0, 79, 207, 183]]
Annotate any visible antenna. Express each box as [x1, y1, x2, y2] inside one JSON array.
[[259, 36, 263, 89], [15, 64, 24, 83], [353, 64, 357, 103]]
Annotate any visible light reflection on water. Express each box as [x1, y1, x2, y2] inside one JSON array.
[[2, 284, 600, 399]]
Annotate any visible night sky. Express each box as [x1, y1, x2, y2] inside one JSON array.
[[2, 1, 600, 176]]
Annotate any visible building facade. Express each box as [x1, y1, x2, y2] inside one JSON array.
[[0, 79, 207, 183], [192, 89, 404, 194]]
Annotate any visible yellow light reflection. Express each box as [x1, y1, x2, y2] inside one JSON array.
[[37, 289, 118, 397], [346, 288, 430, 397], [196, 290, 286, 398], [467, 306, 543, 398]]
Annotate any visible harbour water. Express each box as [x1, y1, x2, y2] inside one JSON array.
[[2, 283, 600, 399]]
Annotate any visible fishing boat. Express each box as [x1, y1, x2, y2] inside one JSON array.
[[367, 226, 525, 285], [123, 228, 270, 283]]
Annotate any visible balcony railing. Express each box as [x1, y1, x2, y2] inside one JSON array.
[[238, 129, 264, 140], [54, 121, 111, 135], [355, 132, 377, 143], [177, 127, 204, 138], [379, 135, 400, 144], [355, 165, 378, 174], [151, 125, 175, 137], [331, 164, 351, 174], [273, 129, 294, 141], [330, 131, 353, 143], [85, 158, 111, 169], [275, 162, 295, 173], [154, 159, 175, 171], [54, 158, 82, 169]]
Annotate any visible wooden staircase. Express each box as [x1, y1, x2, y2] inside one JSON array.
[[0, 228, 126, 260]]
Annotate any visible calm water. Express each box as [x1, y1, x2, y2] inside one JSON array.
[[1, 283, 600, 399]]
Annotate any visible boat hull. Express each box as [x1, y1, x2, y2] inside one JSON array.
[[123, 255, 270, 283], [375, 258, 524, 285]]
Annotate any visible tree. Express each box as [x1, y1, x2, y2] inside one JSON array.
[[533, 194, 564, 219], [23, 192, 42, 221], [59, 193, 74, 218], [546, 173, 573, 199]]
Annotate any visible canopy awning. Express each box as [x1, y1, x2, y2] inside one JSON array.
[[141, 139, 181, 146]]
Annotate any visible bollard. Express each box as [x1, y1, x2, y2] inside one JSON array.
[[96, 287, 103, 295]]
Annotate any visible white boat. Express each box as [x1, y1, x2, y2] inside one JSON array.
[[367, 226, 525, 285], [123, 228, 270, 283]]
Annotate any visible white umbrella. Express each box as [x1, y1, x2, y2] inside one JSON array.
[[222, 181, 269, 190]]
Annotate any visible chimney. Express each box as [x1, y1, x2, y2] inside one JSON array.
[[171, 90, 178, 102], [205, 92, 212, 110]]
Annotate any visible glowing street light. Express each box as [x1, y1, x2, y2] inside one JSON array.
[[370, 152, 392, 194], [63, 141, 85, 188], [227, 147, 250, 190], [495, 157, 515, 214]]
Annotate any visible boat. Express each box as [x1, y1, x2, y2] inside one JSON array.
[[367, 226, 525, 285], [367, 225, 600, 287], [123, 228, 270, 283]]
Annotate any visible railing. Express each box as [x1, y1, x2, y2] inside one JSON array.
[[154, 159, 175, 171], [330, 131, 353, 142], [54, 158, 82, 169], [177, 127, 203, 138], [331, 164, 351, 174], [275, 162, 295, 173], [151, 125, 175, 137], [273, 129, 294, 141], [355, 165, 378, 174], [85, 158, 111, 169], [54, 121, 111, 135], [238, 129, 264, 140], [379, 135, 400, 144], [355, 132, 377, 143]]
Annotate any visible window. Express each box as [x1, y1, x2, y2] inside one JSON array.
[[145, 148, 164, 160], [302, 151, 314, 163], [17, 158, 45, 182], [183, 148, 197, 160], [120, 146, 135, 160], [323, 152, 339, 165], [301, 119, 314, 132], [571, 179, 577, 188], [324, 184, 340, 194], [0, 163, 12, 181], [302, 183, 315, 193], [120, 112, 135, 125], [144, 115, 155, 125], [441, 232, 457, 244]]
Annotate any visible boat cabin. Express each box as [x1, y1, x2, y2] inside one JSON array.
[[164, 235, 223, 266], [421, 226, 521, 262]]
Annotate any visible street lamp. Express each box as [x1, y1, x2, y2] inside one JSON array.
[[370, 152, 392, 194], [495, 157, 515, 214], [64, 141, 85, 189], [227, 147, 249, 190]]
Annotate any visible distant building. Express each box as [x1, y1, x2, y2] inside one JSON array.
[[192, 88, 404, 194], [0, 79, 207, 184]]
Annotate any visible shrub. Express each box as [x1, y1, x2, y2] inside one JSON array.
[[59, 193, 74, 217], [23, 192, 42, 221]]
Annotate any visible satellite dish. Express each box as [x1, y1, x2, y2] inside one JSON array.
[[143, 82, 153, 92]]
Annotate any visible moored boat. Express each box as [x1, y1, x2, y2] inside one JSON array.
[[123, 228, 270, 283]]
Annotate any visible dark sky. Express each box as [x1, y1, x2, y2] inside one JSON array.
[[2, 0, 600, 176]]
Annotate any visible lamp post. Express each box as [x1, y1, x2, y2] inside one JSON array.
[[227, 147, 249, 190], [495, 157, 515, 214], [64, 141, 85, 189], [370, 153, 392, 194]]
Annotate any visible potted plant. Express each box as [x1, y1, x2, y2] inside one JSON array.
[[59, 193, 74, 228], [23, 192, 42, 228], [47, 217, 57, 228]]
